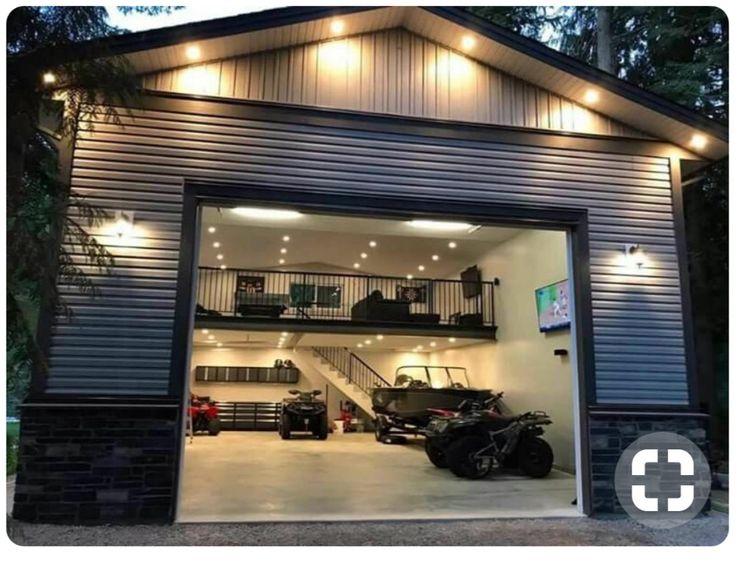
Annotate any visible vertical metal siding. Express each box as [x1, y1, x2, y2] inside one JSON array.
[[142, 29, 646, 139], [49, 106, 687, 404]]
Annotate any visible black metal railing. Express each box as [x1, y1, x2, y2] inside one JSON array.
[[313, 346, 391, 394], [196, 267, 496, 328]]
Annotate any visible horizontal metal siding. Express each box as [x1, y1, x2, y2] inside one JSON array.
[[142, 28, 646, 139], [49, 106, 687, 404]]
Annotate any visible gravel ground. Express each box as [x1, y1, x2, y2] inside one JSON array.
[[7, 513, 728, 546]]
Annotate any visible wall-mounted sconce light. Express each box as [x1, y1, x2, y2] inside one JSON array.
[[624, 243, 645, 269], [113, 210, 135, 239]]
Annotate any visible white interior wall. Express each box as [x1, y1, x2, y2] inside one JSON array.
[[430, 229, 576, 473]]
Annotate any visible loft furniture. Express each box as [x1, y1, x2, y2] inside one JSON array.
[[351, 290, 411, 322], [216, 401, 281, 431], [234, 292, 289, 318], [195, 365, 300, 384]]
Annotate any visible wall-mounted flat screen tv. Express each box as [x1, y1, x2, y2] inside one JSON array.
[[461, 265, 482, 299], [535, 279, 571, 332]]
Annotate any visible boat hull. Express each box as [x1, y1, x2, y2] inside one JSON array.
[[372, 387, 492, 427]]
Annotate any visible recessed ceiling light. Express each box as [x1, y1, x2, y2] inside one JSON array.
[[409, 220, 474, 231], [369, 241, 377, 248], [280, 248, 287, 254], [202, 329, 209, 334], [357, 343, 363, 348], [207, 226, 216, 234], [583, 89, 600, 104], [448, 241, 457, 249], [360, 252, 368, 259], [231, 207, 302, 220], [185, 45, 201, 61], [365, 340, 372, 345], [353, 262, 361, 269], [376, 335, 384, 340], [690, 134, 707, 150], [207, 334, 215, 340], [213, 241, 221, 248], [449, 337, 456, 343], [42, 72, 56, 85], [331, 20, 345, 34], [281, 332, 288, 337], [430, 342, 437, 347], [216, 342, 223, 348], [216, 254, 224, 260], [279, 258, 286, 265], [283, 235, 290, 242], [417, 345, 423, 350], [432, 255, 440, 261], [220, 264, 227, 270], [406, 274, 414, 280], [418, 265, 425, 271], [461, 35, 476, 50]]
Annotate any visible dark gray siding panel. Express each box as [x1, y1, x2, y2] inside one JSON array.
[[49, 106, 687, 404]]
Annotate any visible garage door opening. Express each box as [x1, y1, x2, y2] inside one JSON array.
[[177, 203, 584, 522]]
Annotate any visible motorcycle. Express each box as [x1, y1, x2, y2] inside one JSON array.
[[424, 396, 553, 479]]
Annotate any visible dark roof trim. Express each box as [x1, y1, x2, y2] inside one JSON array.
[[92, 5, 376, 56], [428, 7, 727, 142]]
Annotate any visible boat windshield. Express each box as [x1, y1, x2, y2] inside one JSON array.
[[393, 366, 470, 389]]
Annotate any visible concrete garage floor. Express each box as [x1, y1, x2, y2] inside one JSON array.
[[178, 432, 579, 522]]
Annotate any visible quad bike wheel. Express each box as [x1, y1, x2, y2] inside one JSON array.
[[374, 416, 388, 442], [207, 418, 222, 436], [316, 416, 329, 440], [280, 416, 291, 440], [446, 435, 493, 479], [517, 437, 553, 478], [424, 439, 448, 468]]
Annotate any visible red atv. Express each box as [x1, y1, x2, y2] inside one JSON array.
[[189, 394, 222, 436]]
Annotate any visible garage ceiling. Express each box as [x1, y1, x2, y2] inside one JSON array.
[[200, 206, 527, 278]]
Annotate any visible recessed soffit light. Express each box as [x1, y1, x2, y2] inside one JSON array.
[[690, 134, 707, 150], [185, 45, 201, 61], [231, 207, 302, 220]]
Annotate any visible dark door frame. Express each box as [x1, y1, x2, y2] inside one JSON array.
[[170, 180, 595, 517]]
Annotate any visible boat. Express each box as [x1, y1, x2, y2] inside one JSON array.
[[371, 365, 494, 439]]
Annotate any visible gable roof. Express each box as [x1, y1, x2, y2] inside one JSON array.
[[86, 6, 729, 160]]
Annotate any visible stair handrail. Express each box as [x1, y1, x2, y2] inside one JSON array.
[[312, 346, 392, 394]]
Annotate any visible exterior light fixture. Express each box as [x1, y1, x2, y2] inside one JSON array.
[[231, 207, 302, 220], [448, 241, 457, 249], [369, 241, 377, 248], [432, 255, 440, 261], [185, 45, 201, 61], [461, 35, 476, 50], [42, 72, 56, 85], [583, 89, 600, 104], [690, 134, 707, 150], [112, 211, 135, 239], [207, 226, 216, 234], [409, 220, 474, 231], [330, 20, 345, 34], [624, 244, 645, 269]]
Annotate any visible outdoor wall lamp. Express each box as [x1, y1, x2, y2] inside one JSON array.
[[113, 210, 135, 239], [624, 243, 645, 269]]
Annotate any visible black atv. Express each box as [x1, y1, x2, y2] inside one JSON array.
[[279, 389, 328, 440], [424, 397, 553, 479]]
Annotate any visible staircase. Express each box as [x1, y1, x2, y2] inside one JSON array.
[[295, 347, 391, 416]]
